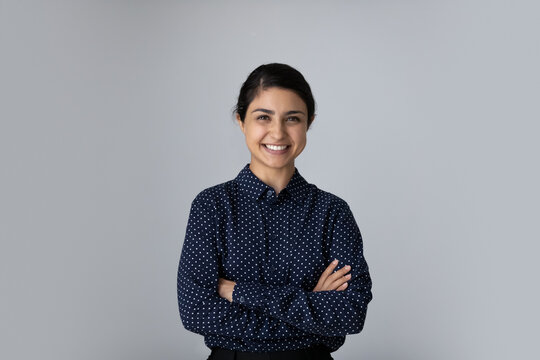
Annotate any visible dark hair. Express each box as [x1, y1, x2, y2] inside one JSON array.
[[234, 63, 316, 129]]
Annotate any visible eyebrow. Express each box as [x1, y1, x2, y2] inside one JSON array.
[[251, 108, 306, 115]]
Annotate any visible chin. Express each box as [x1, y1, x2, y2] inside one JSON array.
[[267, 160, 295, 169]]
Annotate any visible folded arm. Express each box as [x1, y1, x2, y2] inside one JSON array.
[[231, 201, 373, 337], [177, 192, 310, 340]]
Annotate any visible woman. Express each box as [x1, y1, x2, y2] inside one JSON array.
[[177, 63, 372, 360]]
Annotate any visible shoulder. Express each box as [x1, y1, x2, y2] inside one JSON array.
[[190, 179, 238, 207], [311, 185, 361, 237], [310, 184, 351, 213]]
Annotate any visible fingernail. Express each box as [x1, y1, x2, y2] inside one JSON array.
[[332, 259, 338, 264], [345, 265, 350, 269]]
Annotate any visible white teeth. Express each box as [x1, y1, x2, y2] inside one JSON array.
[[265, 144, 288, 151]]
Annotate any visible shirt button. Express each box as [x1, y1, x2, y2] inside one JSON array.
[[239, 296, 245, 303]]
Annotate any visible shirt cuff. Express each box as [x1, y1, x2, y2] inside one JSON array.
[[232, 282, 271, 310]]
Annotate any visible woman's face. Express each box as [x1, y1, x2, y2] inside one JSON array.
[[237, 87, 310, 174]]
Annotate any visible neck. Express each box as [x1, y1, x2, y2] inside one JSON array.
[[249, 162, 295, 195]]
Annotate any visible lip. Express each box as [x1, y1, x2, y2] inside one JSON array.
[[262, 144, 290, 155]]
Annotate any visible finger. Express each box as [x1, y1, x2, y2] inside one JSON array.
[[322, 259, 339, 277], [323, 264, 351, 287], [329, 273, 351, 290], [337, 264, 351, 276], [336, 282, 348, 291], [316, 259, 339, 288]]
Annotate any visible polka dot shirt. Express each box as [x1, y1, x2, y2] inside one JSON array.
[[177, 163, 372, 353]]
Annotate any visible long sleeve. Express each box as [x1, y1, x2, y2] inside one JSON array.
[[231, 201, 373, 337], [177, 191, 310, 340]]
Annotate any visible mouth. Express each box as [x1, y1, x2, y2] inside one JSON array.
[[262, 144, 290, 154]]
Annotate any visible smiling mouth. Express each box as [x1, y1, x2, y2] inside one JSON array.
[[264, 144, 289, 151]]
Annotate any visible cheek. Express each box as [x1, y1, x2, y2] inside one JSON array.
[[294, 131, 307, 146], [245, 128, 265, 144]]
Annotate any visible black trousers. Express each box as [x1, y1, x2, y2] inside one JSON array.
[[207, 345, 334, 360]]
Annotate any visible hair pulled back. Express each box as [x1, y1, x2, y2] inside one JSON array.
[[234, 63, 316, 129]]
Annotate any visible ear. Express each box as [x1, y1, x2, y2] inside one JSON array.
[[236, 114, 245, 134]]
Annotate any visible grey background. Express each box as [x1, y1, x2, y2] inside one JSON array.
[[1, 0, 539, 359]]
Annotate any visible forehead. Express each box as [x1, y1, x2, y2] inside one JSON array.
[[247, 87, 307, 112]]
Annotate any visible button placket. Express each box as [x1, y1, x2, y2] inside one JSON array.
[[269, 198, 288, 281]]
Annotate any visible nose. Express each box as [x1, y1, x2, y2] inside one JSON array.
[[269, 119, 286, 139]]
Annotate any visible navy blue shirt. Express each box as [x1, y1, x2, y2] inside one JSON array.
[[177, 163, 372, 352]]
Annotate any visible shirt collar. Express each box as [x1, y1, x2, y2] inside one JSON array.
[[234, 163, 309, 204]]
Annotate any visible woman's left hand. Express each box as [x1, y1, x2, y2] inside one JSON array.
[[217, 278, 236, 302]]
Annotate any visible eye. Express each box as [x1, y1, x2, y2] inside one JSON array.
[[257, 115, 270, 120], [287, 116, 300, 122]]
